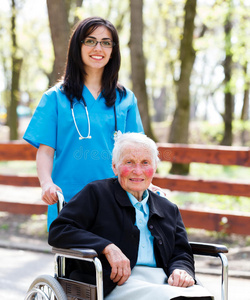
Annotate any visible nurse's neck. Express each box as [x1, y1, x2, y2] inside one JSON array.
[[85, 70, 103, 100]]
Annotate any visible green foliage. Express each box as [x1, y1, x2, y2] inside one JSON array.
[[190, 163, 250, 181], [0, 161, 37, 175], [170, 191, 250, 213], [187, 120, 250, 146], [246, 236, 250, 247], [0, 0, 250, 142], [195, 121, 224, 144], [157, 155, 250, 214], [157, 161, 171, 175], [234, 119, 250, 131], [0, 224, 9, 230], [18, 213, 47, 237], [158, 158, 250, 183]]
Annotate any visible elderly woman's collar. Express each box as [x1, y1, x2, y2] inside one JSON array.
[[113, 178, 165, 218]]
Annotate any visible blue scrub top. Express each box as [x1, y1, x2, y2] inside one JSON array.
[[23, 84, 144, 228]]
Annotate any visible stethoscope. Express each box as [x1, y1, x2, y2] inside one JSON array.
[[71, 97, 118, 140]]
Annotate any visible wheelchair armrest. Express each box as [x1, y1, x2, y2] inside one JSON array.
[[52, 247, 104, 300], [189, 242, 228, 256], [52, 247, 98, 259]]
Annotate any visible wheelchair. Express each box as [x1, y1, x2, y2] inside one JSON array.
[[24, 194, 229, 300]]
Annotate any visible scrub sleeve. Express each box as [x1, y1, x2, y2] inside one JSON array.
[[23, 84, 144, 228]]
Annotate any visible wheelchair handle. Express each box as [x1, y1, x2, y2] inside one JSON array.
[[57, 191, 65, 214]]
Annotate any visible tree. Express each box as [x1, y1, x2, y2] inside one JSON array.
[[220, 0, 234, 146], [168, 0, 197, 174], [9, 0, 22, 140], [46, 0, 71, 85], [129, 0, 155, 140], [241, 64, 249, 122], [238, 1, 250, 145]]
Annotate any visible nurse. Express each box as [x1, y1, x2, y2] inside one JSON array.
[[23, 16, 143, 228]]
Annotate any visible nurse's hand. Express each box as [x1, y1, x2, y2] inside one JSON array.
[[102, 244, 131, 286], [41, 182, 62, 205], [149, 183, 166, 197], [168, 269, 195, 288]]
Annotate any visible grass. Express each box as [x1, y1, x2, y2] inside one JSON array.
[[157, 161, 250, 181], [168, 192, 250, 213], [0, 161, 37, 175], [0, 224, 9, 230]]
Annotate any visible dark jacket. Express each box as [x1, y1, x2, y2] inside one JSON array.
[[48, 178, 195, 296]]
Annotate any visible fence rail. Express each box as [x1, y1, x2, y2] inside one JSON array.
[[153, 143, 250, 198], [0, 142, 249, 235]]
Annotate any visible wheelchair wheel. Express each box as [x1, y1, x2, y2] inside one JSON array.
[[24, 274, 67, 300]]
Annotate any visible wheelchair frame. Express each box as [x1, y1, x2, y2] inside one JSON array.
[[24, 242, 228, 300]]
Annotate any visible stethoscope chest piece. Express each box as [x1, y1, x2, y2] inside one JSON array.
[[113, 130, 122, 141], [79, 135, 91, 140]]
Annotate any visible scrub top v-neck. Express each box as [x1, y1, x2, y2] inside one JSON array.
[[23, 84, 144, 228]]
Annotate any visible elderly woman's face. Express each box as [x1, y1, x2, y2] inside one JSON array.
[[112, 144, 156, 201]]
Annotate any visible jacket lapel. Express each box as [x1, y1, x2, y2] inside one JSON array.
[[148, 191, 165, 218], [113, 179, 134, 208]]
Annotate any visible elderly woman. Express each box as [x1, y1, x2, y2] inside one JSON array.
[[48, 133, 213, 300]]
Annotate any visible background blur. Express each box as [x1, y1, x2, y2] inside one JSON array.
[[0, 0, 249, 146], [1, 0, 250, 229]]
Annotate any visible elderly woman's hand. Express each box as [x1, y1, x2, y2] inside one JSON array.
[[168, 269, 195, 288], [102, 244, 131, 286]]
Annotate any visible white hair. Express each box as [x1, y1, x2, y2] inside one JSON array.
[[112, 132, 160, 167]]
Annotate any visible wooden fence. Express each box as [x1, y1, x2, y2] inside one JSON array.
[[0, 141, 250, 235]]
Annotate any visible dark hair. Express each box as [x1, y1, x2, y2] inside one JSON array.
[[62, 16, 126, 107]]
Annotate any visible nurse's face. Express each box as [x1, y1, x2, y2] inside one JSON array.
[[112, 144, 156, 201], [81, 26, 113, 73]]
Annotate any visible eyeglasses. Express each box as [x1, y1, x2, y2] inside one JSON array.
[[81, 38, 115, 48]]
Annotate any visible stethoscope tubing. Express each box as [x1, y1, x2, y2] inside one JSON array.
[[71, 102, 91, 139], [71, 98, 117, 140]]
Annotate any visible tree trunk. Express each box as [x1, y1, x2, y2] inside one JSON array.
[[129, 0, 155, 140], [241, 89, 249, 121], [153, 87, 167, 122], [241, 64, 249, 121], [46, 0, 70, 85], [168, 0, 197, 174], [221, 4, 234, 146], [9, 0, 22, 140], [9, 57, 22, 140], [240, 64, 249, 146]]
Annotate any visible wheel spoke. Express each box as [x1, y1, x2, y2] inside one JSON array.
[[25, 275, 67, 300]]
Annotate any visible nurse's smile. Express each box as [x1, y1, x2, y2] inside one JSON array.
[[90, 55, 104, 60]]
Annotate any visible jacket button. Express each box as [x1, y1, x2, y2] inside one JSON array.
[[158, 240, 163, 245], [149, 225, 153, 230]]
